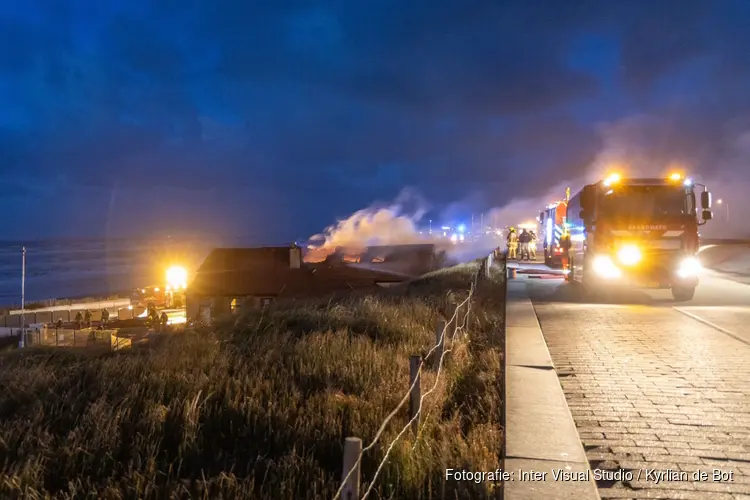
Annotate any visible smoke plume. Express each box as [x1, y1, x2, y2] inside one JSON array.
[[304, 188, 506, 265], [485, 180, 576, 230], [304, 188, 429, 262], [484, 113, 750, 239]]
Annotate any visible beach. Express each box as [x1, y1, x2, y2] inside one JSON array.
[[0, 237, 213, 308]]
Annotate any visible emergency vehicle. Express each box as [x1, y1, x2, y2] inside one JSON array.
[[539, 187, 570, 268], [563, 172, 712, 301]]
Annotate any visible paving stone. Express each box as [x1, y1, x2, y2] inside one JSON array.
[[532, 300, 750, 499]]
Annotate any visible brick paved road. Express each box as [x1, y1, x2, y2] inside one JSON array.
[[526, 275, 750, 500]]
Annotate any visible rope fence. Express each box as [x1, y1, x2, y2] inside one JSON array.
[[335, 250, 504, 500]]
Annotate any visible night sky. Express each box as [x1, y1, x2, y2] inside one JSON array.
[[2, 0, 750, 243]]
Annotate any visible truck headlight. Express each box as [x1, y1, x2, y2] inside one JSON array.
[[593, 255, 621, 279], [677, 257, 701, 278], [617, 244, 641, 266]]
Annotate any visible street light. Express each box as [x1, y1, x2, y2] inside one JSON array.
[[20, 247, 26, 348], [166, 266, 188, 290]]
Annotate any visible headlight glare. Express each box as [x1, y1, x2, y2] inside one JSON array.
[[617, 245, 641, 265], [593, 255, 621, 279], [677, 257, 701, 278]]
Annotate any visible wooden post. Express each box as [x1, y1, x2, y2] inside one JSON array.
[[409, 355, 422, 434], [467, 282, 474, 330], [341, 437, 362, 500], [434, 318, 445, 368]]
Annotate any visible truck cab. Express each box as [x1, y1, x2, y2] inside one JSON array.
[[564, 173, 712, 301]]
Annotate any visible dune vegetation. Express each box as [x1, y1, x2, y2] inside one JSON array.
[[0, 262, 506, 499]]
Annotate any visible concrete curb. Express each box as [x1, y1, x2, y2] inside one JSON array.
[[504, 281, 600, 500]]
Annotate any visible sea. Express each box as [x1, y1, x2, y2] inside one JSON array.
[[0, 237, 216, 308]]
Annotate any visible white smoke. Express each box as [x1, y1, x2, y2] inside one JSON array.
[[587, 115, 696, 180], [304, 189, 429, 261], [485, 180, 577, 231], [483, 114, 749, 237], [588, 115, 750, 238], [305, 188, 504, 265]]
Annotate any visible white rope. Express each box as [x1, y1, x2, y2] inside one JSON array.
[[333, 254, 493, 500]]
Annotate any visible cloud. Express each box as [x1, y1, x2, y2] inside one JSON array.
[[2, 0, 750, 240]]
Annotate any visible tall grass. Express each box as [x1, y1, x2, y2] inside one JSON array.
[[0, 262, 506, 499]]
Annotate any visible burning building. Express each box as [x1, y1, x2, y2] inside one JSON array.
[[186, 245, 421, 322]]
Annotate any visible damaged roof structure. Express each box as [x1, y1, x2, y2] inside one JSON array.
[[186, 244, 439, 320]]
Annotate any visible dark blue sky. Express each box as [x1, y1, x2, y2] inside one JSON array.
[[2, 0, 750, 243]]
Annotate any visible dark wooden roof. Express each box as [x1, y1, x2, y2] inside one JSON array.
[[189, 246, 408, 298], [196, 247, 293, 273]]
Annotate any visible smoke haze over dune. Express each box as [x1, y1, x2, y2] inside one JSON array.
[[304, 189, 504, 264]]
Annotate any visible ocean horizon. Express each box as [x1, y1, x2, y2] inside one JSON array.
[[0, 236, 221, 307]]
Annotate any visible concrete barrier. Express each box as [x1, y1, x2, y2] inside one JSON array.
[[91, 310, 102, 321]]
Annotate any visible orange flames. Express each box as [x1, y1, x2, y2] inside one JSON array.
[[303, 245, 366, 264]]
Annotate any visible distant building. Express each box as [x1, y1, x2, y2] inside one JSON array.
[[186, 245, 412, 322]]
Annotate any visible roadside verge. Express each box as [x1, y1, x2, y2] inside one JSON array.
[[503, 280, 600, 499]]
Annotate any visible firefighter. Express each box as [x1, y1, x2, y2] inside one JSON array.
[[518, 229, 532, 261], [529, 230, 537, 260], [560, 229, 572, 277], [506, 227, 518, 259]]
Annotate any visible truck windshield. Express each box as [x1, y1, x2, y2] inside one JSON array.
[[599, 185, 689, 218]]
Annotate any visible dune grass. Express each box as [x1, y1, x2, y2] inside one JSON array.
[[0, 262, 506, 499]]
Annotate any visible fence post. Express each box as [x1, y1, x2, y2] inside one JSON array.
[[56, 328, 59, 347], [341, 437, 362, 500], [467, 282, 474, 330], [73, 329, 76, 347], [434, 318, 445, 369], [409, 355, 422, 434]]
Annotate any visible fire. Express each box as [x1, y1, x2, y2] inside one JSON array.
[[304, 246, 333, 263]]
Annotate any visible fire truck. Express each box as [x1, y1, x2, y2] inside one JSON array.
[[539, 188, 570, 268], [563, 172, 712, 301]]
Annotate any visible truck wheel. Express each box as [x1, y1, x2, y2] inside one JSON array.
[[671, 285, 696, 301]]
